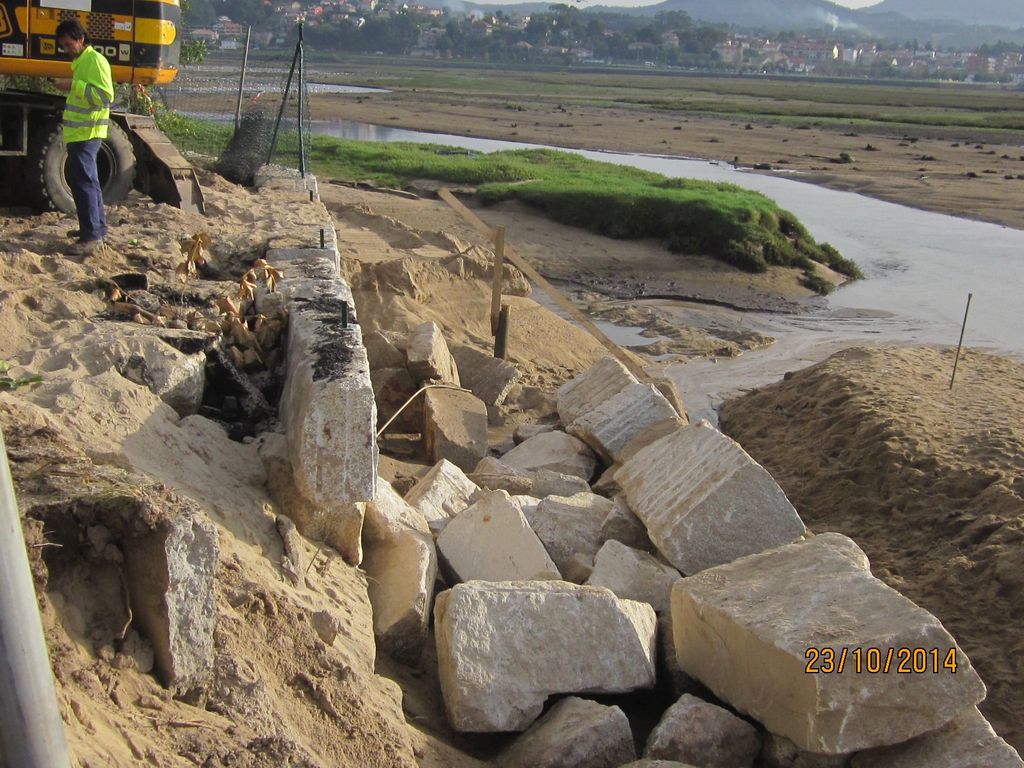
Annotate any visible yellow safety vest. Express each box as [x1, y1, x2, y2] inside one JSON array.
[[62, 46, 114, 143]]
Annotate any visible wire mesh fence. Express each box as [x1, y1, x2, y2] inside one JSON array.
[[153, 28, 311, 184]]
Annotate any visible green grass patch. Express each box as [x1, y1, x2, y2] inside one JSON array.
[[156, 111, 234, 156], [312, 138, 860, 286]]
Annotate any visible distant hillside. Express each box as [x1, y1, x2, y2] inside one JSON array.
[[456, 0, 1024, 43], [865, 0, 1024, 30], [625, 0, 863, 30]]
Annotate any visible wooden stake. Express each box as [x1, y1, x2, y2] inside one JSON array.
[[490, 225, 506, 337], [438, 188, 651, 385], [494, 304, 511, 360], [949, 292, 972, 390]]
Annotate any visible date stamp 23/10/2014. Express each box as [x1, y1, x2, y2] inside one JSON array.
[[804, 647, 959, 674]]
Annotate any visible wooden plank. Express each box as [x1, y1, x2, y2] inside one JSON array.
[[490, 225, 506, 336], [438, 187, 652, 384]]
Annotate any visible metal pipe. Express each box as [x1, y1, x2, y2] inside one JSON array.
[[233, 26, 252, 131], [297, 21, 307, 178], [0, 428, 71, 768], [268, 31, 302, 166]]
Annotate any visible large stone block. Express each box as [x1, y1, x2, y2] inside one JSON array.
[[501, 431, 598, 481], [587, 540, 680, 613], [644, 694, 761, 768], [531, 469, 590, 498], [423, 388, 488, 473], [568, 383, 682, 463], [499, 696, 636, 768], [513, 422, 558, 444], [850, 707, 1023, 768], [600, 497, 652, 551], [452, 344, 520, 406], [114, 335, 207, 416], [435, 581, 657, 732], [363, 476, 430, 545], [364, 527, 437, 666], [122, 500, 219, 696], [672, 533, 987, 754], [364, 329, 407, 370], [617, 421, 805, 574], [403, 459, 479, 534], [469, 456, 534, 496], [278, 276, 378, 508], [524, 492, 615, 574], [556, 356, 638, 427], [407, 321, 460, 385], [258, 430, 364, 565], [437, 490, 560, 583]]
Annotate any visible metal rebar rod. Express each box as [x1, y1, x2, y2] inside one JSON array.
[[949, 292, 973, 389], [234, 26, 252, 131], [0, 428, 71, 768]]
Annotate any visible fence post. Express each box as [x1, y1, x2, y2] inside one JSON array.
[[490, 225, 506, 337], [0, 428, 71, 768], [233, 26, 252, 131]]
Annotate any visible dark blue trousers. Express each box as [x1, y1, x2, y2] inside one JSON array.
[[66, 139, 108, 242]]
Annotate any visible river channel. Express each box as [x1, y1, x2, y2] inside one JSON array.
[[310, 117, 1024, 421]]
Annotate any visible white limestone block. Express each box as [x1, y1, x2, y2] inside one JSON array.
[[557, 356, 638, 427], [278, 276, 378, 508], [423, 388, 488, 472], [568, 383, 682, 462], [617, 420, 805, 574], [363, 476, 430, 544], [404, 459, 480, 534], [587, 540, 681, 613], [524, 492, 615, 574], [437, 490, 560, 583], [501, 431, 598, 482], [499, 696, 636, 768], [407, 321, 460, 385], [850, 707, 1023, 768], [435, 581, 658, 732], [672, 533, 987, 754], [643, 694, 761, 768], [364, 527, 437, 665]]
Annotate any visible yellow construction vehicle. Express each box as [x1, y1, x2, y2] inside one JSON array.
[[0, 0, 203, 213]]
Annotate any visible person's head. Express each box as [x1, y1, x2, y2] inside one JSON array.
[[55, 19, 89, 57]]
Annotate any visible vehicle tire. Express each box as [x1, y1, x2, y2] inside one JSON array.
[[28, 119, 136, 213]]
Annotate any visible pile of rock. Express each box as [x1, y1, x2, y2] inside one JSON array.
[[367, 321, 520, 473], [363, 352, 1021, 767]]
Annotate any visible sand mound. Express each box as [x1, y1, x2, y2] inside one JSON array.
[[720, 345, 1024, 750]]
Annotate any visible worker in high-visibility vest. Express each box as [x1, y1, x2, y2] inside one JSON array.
[[53, 19, 113, 255]]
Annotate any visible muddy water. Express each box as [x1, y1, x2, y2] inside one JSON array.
[[311, 119, 1024, 419]]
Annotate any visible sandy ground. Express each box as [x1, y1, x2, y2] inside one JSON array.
[[312, 87, 1024, 232], [720, 345, 1024, 752]]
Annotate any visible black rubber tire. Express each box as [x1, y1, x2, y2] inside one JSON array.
[[28, 119, 136, 213]]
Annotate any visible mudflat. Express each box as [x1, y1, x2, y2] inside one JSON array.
[[303, 63, 1024, 232]]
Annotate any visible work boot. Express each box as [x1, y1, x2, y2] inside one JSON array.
[[67, 239, 104, 256]]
